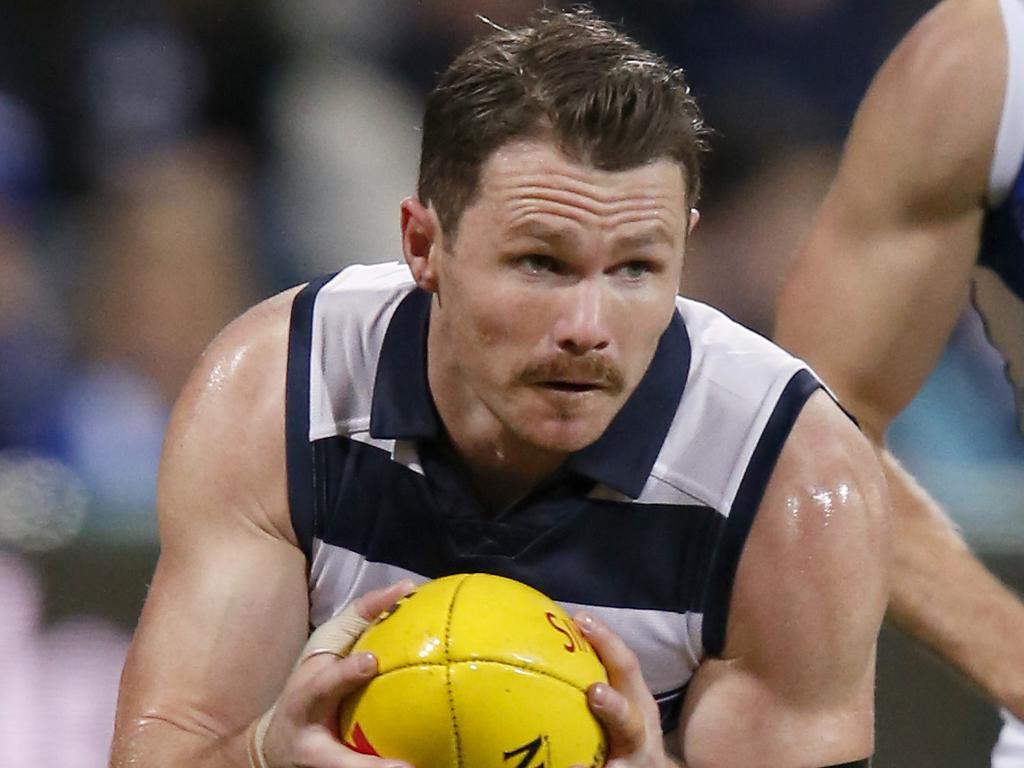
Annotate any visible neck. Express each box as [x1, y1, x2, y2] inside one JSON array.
[[435, 390, 567, 511], [451, 423, 566, 511]]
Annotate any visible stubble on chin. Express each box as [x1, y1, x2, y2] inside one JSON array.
[[526, 392, 622, 452]]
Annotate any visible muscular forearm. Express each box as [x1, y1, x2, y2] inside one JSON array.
[[881, 449, 1024, 718], [109, 716, 253, 768]]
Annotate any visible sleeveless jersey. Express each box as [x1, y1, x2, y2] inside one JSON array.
[[977, 0, 1024, 429], [284, 262, 821, 732]]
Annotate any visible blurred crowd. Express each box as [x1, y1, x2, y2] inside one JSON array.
[[2, 1, 1023, 764]]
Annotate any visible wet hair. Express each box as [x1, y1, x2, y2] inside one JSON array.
[[417, 6, 709, 238]]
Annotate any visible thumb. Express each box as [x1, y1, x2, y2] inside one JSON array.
[[354, 580, 417, 621]]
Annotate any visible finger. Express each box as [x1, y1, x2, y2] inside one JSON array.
[[354, 579, 418, 621], [301, 652, 379, 723], [587, 681, 646, 755], [574, 612, 652, 708]]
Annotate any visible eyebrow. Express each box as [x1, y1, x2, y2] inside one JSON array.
[[506, 221, 579, 246], [613, 230, 675, 250], [506, 221, 674, 250]]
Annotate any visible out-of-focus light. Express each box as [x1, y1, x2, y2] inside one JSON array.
[[0, 452, 89, 552], [0, 556, 130, 767]]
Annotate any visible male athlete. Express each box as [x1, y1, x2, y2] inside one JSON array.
[[111, 10, 889, 768], [775, 0, 1024, 764]]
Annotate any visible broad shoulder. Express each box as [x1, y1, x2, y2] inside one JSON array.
[[679, 392, 889, 763], [157, 285, 303, 545], [724, 390, 890, 671], [755, 391, 889, 573], [680, 393, 887, 763], [772, 389, 884, 495]]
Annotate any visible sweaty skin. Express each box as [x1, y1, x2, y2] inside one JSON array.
[[676, 391, 888, 767], [775, 0, 1024, 721]]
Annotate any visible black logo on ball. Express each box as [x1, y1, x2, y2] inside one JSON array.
[[503, 735, 550, 768]]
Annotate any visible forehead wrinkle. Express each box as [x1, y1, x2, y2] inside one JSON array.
[[498, 177, 681, 219], [604, 204, 680, 230], [502, 192, 681, 245], [492, 171, 679, 213], [478, 144, 687, 244]]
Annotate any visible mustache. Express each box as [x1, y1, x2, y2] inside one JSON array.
[[517, 355, 626, 394]]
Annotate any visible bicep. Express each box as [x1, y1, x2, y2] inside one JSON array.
[[117, 518, 308, 733], [113, 291, 309, 749], [679, 393, 890, 767]]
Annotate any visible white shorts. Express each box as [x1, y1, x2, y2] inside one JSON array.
[[993, 710, 1024, 768]]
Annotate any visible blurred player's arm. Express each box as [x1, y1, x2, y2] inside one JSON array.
[[109, 290, 406, 768], [774, 0, 1024, 719], [675, 391, 890, 767]]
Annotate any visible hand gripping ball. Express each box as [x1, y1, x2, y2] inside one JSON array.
[[338, 573, 608, 768]]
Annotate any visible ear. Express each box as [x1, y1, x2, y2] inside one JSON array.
[[687, 207, 700, 234], [401, 197, 442, 293]]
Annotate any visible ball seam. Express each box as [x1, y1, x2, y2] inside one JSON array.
[[378, 658, 597, 694], [445, 575, 470, 768]]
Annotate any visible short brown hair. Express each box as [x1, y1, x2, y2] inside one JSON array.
[[417, 7, 709, 238]]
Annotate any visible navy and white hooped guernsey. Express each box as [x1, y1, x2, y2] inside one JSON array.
[[285, 262, 821, 732]]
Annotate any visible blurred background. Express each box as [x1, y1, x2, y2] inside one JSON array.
[[0, 1, 1019, 765]]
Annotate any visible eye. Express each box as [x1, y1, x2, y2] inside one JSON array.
[[616, 260, 654, 280], [516, 254, 562, 275]]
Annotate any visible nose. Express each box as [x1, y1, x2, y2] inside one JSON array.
[[553, 280, 611, 355]]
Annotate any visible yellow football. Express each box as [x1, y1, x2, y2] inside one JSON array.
[[338, 573, 608, 768]]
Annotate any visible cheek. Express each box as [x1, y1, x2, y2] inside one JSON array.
[[459, 283, 548, 349], [439, 292, 534, 390]]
